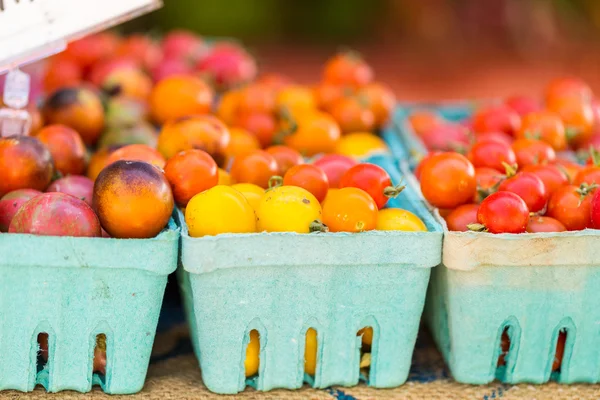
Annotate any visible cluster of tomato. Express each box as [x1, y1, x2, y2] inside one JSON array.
[[410, 78, 600, 234]]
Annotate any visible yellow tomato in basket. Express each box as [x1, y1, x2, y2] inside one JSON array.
[[376, 208, 427, 232], [185, 186, 256, 237], [333, 132, 389, 160], [256, 186, 323, 233], [245, 330, 260, 377], [305, 328, 318, 375], [231, 183, 264, 212], [277, 85, 317, 115]]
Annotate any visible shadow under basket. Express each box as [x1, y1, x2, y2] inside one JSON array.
[[425, 228, 600, 385], [177, 172, 442, 394], [0, 217, 179, 394]]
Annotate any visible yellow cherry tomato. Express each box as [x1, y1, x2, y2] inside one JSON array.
[[277, 85, 317, 115], [376, 208, 427, 232], [218, 168, 232, 185], [333, 132, 389, 160], [231, 183, 264, 212], [185, 186, 256, 237], [256, 186, 323, 233], [305, 328, 318, 375], [358, 327, 373, 347], [245, 330, 260, 377]]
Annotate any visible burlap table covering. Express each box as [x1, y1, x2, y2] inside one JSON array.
[[2, 324, 599, 400]]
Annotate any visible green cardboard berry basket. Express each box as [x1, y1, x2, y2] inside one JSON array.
[[177, 153, 443, 394], [391, 102, 600, 385], [0, 216, 179, 394]]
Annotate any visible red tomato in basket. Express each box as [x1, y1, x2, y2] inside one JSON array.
[[590, 189, 600, 229], [419, 153, 476, 209], [283, 164, 329, 203], [526, 216, 566, 233], [511, 138, 556, 167], [339, 163, 400, 209], [547, 185, 595, 231], [445, 204, 479, 232], [420, 123, 470, 152], [498, 172, 548, 213], [521, 164, 568, 197], [504, 95, 542, 117], [475, 131, 513, 147], [313, 154, 357, 189], [467, 139, 517, 172], [472, 105, 521, 136], [474, 167, 504, 203], [477, 191, 529, 234]]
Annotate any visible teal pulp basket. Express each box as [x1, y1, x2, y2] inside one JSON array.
[[391, 103, 600, 385], [178, 153, 443, 394], [0, 217, 179, 394]]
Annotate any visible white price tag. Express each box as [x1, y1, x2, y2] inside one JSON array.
[[0, 0, 162, 71]]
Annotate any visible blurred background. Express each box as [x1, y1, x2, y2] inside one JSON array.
[[116, 0, 600, 100]]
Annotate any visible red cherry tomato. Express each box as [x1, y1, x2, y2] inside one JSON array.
[[552, 158, 582, 183], [475, 131, 513, 146], [474, 167, 504, 202], [230, 150, 279, 189], [409, 111, 443, 136], [445, 204, 479, 232], [573, 165, 600, 186], [419, 153, 477, 209], [521, 164, 569, 197], [511, 138, 556, 167], [590, 190, 600, 229], [498, 172, 548, 213], [339, 163, 399, 209], [420, 123, 470, 152], [547, 185, 595, 231], [266, 145, 304, 176], [313, 154, 357, 188], [477, 191, 529, 234], [414, 152, 441, 181], [283, 164, 329, 203], [526, 216, 566, 233], [472, 105, 521, 136], [504, 95, 542, 117], [467, 139, 517, 172]]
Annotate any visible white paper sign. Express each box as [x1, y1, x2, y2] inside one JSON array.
[[0, 0, 162, 71]]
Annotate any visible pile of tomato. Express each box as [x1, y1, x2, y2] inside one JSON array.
[[410, 78, 600, 234]]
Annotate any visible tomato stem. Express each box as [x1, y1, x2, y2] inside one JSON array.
[[309, 220, 329, 233], [589, 146, 600, 167], [502, 162, 518, 178], [383, 184, 406, 199], [267, 176, 283, 190], [467, 223, 488, 232]]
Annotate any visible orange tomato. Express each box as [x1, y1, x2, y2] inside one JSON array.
[[517, 111, 567, 151], [313, 82, 351, 112], [283, 111, 341, 156], [358, 82, 396, 127], [150, 75, 214, 124], [323, 52, 373, 88], [408, 111, 442, 136], [224, 127, 261, 162], [547, 96, 595, 148], [276, 85, 316, 115], [329, 96, 376, 134], [230, 150, 279, 188], [157, 115, 231, 161], [237, 83, 276, 115], [217, 89, 240, 125], [105, 144, 167, 169], [322, 187, 377, 232]]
